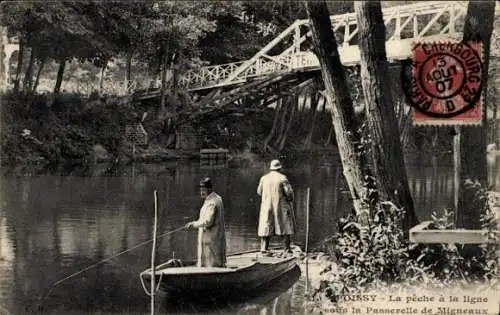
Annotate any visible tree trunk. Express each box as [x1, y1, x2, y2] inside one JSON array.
[[159, 42, 170, 115], [492, 84, 498, 146], [306, 1, 372, 223], [32, 56, 46, 93], [99, 60, 108, 93], [396, 64, 412, 138], [23, 47, 35, 92], [13, 40, 24, 93], [159, 53, 168, 114], [125, 51, 132, 91], [170, 53, 177, 96], [400, 114, 412, 149], [278, 94, 298, 150], [319, 92, 327, 114], [304, 91, 319, 149], [355, 1, 419, 231], [397, 99, 405, 129], [274, 96, 290, 148], [264, 99, 283, 152], [324, 124, 334, 146], [53, 59, 66, 94], [455, 0, 495, 229]]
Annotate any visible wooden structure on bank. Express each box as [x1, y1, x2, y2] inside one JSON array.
[[409, 221, 499, 244], [175, 124, 200, 151], [125, 123, 148, 146], [200, 148, 229, 168], [124, 123, 148, 159], [410, 187, 499, 249]]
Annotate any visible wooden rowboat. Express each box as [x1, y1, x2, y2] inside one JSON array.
[[139, 249, 299, 298]]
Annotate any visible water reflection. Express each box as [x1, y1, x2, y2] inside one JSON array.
[[161, 266, 301, 314], [0, 156, 499, 314]]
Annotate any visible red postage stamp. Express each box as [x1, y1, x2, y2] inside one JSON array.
[[403, 42, 484, 125]]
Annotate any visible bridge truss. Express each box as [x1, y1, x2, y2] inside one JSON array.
[[173, 1, 479, 93]]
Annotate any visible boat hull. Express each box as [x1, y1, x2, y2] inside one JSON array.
[[140, 250, 299, 297]]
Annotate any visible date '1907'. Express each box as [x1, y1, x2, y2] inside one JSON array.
[[402, 41, 484, 125]]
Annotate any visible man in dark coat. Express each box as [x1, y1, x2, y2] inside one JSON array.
[[185, 178, 227, 267]]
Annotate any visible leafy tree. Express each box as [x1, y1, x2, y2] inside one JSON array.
[[1, 1, 144, 94], [1, 2, 36, 92], [198, 13, 266, 64], [133, 1, 244, 113]]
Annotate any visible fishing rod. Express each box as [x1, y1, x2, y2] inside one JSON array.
[[36, 224, 186, 311]]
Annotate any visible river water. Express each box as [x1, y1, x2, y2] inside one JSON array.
[[1, 153, 499, 315]]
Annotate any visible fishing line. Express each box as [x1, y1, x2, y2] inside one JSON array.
[[36, 225, 186, 311]]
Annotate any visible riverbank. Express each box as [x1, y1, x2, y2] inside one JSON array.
[[1, 91, 457, 174], [303, 188, 500, 315], [0, 91, 339, 171]]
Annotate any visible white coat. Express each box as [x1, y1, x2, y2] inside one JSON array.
[[257, 170, 295, 237]]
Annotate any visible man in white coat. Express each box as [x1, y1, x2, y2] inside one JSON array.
[[185, 177, 227, 267], [257, 159, 295, 256]]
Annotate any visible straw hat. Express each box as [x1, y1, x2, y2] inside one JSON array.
[[269, 159, 282, 170]]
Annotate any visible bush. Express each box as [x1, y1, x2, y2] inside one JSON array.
[[312, 181, 498, 305], [317, 200, 421, 302], [418, 181, 499, 284], [0, 92, 137, 167]]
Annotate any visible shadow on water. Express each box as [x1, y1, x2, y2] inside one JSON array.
[[26, 264, 301, 315], [31, 262, 152, 314], [3, 156, 500, 314], [160, 266, 301, 314]]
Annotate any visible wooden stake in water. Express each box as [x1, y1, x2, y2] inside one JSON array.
[[305, 187, 311, 293], [0, 217, 4, 261], [151, 190, 158, 315], [453, 127, 461, 225]]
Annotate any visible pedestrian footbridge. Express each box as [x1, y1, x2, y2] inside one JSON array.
[[155, 1, 497, 96]]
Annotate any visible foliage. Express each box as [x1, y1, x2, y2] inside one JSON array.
[[321, 201, 420, 300], [0, 2, 496, 157], [241, 1, 352, 36], [420, 181, 499, 284], [312, 180, 498, 305], [2, 2, 115, 62], [241, 1, 308, 35], [138, 1, 244, 74], [0, 92, 137, 167], [198, 13, 266, 64]]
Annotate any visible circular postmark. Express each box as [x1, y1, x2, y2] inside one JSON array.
[[402, 42, 484, 118]]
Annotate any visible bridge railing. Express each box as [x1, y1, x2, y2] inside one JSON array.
[[142, 1, 499, 95], [178, 61, 245, 89], [176, 1, 471, 91]]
